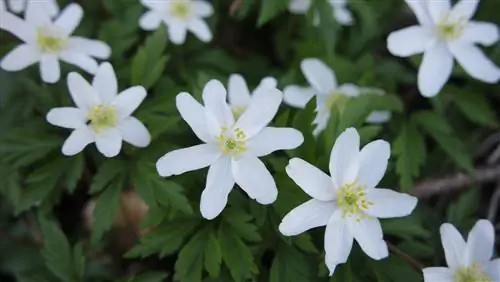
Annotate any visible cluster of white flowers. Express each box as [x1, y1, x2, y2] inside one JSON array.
[[0, 0, 498, 279]]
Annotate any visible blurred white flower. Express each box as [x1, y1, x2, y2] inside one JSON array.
[[227, 74, 277, 119], [279, 127, 418, 275], [46, 63, 151, 157], [288, 0, 353, 26], [139, 0, 213, 45], [283, 58, 391, 136], [0, 2, 111, 83], [423, 220, 499, 282], [156, 79, 303, 220], [387, 0, 500, 97], [1, 0, 58, 16]]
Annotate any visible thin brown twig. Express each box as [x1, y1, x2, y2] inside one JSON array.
[[387, 242, 425, 271], [410, 164, 500, 198]]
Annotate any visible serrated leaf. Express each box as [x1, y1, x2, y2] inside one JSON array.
[[291, 234, 318, 254], [413, 111, 452, 134], [270, 243, 315, 282], [218, 223, 255, 282], [91, 177, 124, 243], [257, 0, 288, 26], [393, 121, 426, 190], [65, 154, 84, 193], [154, 180, 193, 214], [451, 90, 498, 128], [174, 228, 208, 282], [222, 207, 261, 242], [338, 95, 373, 131], [446, 188, 480, 230], [129, 272, 168, 282], [90, 160, 128, 194], [204, 233, 222, 278]]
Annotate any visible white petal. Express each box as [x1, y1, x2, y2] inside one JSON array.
[[139, 11, 162, 30], [67, 37, 111, 59], [117, 116, 151, 148], [387, 26, 433, 57], [285, 158, 335, 201], [337, 83, 359, 97], [9, 0, 25, 13], [95, 128, 122, 158], [460, 22, 499, 46], [440, 223, 466, 269], [46, 107, 87, 129], [283, 85, 315, 108], [54, 3, 83, 35], [364, 188, 418, 218], [140, 0, 163, 10], [39, 55, 60, 83], [312, 106, 330, 137], [113, 86, 147, 119], [356, 140, 390, 189], [193, 0, 213, 17], [248, 127, 303, 157], [0, 12, 36, 42], [202, 79, 234, 127], [235, 87, 283, 138], [329, 127, 360, 188], [422, 267, 455, 282], [348, 217, 388, 260], [333, 7, 353, 26], [325, 210, 353, 268], [67, 72, 100, 111], [366, 111, 391, 124], [449, 42, 500, 84], [228, 74, 251, 108], [405, 0, 433, 26], [288, 0, 311, 14], [255, 76, 278, 91], [0, 44, 40, 71], [450, 0, 478, 21], [167, 21, 187, 45], [44, 0, 60, 17], [278, 199, 336, 236], [300, 58, 336, 95], [62, 126, 94, 156], [156, 144, 221, 177], [485, 259, 500, 281], [25, 1, 51, 27], [464, 219, 494, 265], [200, 156, 234, 220], [426, 0, 451, 24], [176, 92, 213, 143], [232, 156, 277, 205], [418, 43, 453, 97], [188, 18, 212, 42], [59, 52, 99, 74], [92, 62, 117, 104]]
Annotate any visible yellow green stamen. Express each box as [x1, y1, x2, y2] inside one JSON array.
[[87, 105, 118, 133]]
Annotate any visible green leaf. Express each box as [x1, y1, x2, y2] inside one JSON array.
[[174, 228, 208, 282], [222, 207, 261, 242], [446, 188, 480, 230], [154, 180, 193, 214], [412, 111, 452, 134], [451, 90, 498, 128], [90, 160, 128, 194], [393, 121, 426, 190], [65, 154, 84, 194], [270, 243, 315, 282], [218, 223, 255, 282], [72, 243, 85, 281], [257, 0, 288, 26], [91, 177, 124, 243], [131, 25, 169, 89], [204, 233, 222, 278], [338, 95, 373, 131], [370, 257, 421, 282], [368, 94, 404, 112]]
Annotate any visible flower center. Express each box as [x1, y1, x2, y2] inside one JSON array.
[[37, 27, 67, 53], [455, 263, 491, 282], [217, 127, 247, 156], [87, 105, 118, 133], [325, 91, 348, 109], [336, 182, 372, 221], [437, 15, 465, 41], [170, 1, 192, 19]]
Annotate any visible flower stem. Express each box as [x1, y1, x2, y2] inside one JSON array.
[[387, 242, 425, 271]]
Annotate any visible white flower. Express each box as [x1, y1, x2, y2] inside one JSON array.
[[0, 2, 111, 83], [423, 220, 499, 282], [279, 127, 418, 275], [139, 0, 213, 45], [227, 73, 277, 119], [156, 79, 304, 220], [387, 0, 500, 97], [46, 63, 151, 157], [288, 0, 353, 26], [283, 58, 391, 136], [1, 0, 59, 16]]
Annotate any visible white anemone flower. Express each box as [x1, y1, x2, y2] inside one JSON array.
[[46, 63, 151, 157], [283, 58, 391, 136], [387, 0, 500, 97], [1, 0, 58, 16], [423, 220, 499, 282], [279, 127, 418, 275], [156, 79, 304, 220], [139, 0, 213, 45], [227, 74, 278, 119], [0, 2, 111, 83], [288, 0, 353, 26]]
